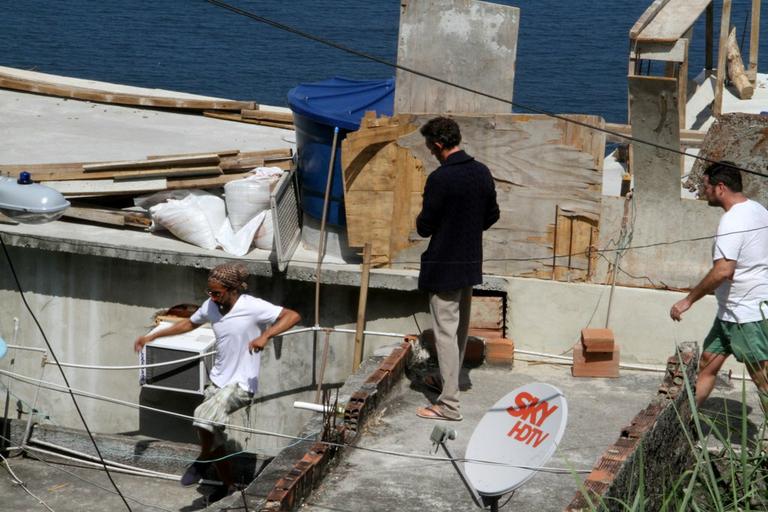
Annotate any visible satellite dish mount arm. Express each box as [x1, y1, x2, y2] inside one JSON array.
[[430, 425, 488, 509]]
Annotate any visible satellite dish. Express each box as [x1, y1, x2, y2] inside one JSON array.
[[465, 382, 568, 497]]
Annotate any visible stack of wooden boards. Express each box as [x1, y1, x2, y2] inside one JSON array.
[[0, 148, 293, 230], [572, 328, 620, 378], [204, 109, 294, 130]]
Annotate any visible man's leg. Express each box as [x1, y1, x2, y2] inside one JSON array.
[[429, 289, 463, 419], [696, 352, 728, 408], [455, 287, 473, 371], [744, 360, 768, 416], [197, 428, 234, 488]]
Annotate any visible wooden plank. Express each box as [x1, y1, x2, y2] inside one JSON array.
[[165, 172, 257, 190], [726, 27, 754, 99], [713, 0, 732, 116], [241, 109, 294, 123], [629, 76, 680, 203], [630, 39, 688, 62], [147, 149, 240, 159], [34, 165, 221, 182], [0, 73, 254, 111], [113, 166, 223, 181], [630, 0, 672, 39], [83, 154, 220, 172], [62, 207, 126, 227], [45, 178, 168, 195], [635, 0, 712, 42], [748, 0, 760, 82], [605, 122, 704, 146], [202, 111, 295, 130], [395, 0, 519, 114]]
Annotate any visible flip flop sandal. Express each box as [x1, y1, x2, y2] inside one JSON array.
[[416, 405, 462, 421]]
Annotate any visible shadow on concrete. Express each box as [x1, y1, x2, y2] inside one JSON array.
[[699, 397, 759, 447]]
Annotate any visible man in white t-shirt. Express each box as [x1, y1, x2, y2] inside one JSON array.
[[134, 263, 300, 500], [671, 161, 768, 414]]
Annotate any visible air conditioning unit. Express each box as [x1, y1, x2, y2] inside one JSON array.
[[139, 321, 215, 395]]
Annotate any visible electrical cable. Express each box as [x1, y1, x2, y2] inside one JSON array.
[[0, 433, 174, 512], [0, 452, 56, 512], [0, 235, 133, 511], [0, 368, 590, 475], [204, 0, 768, 180]]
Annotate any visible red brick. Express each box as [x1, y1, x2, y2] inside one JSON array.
[[485, 338, 514, 365], [572, 341, 620, 378], [581, 328, 615, 353]]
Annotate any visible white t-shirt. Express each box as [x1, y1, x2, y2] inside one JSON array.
[[190, 294, 282, 393], [713, 199, 768, 322]]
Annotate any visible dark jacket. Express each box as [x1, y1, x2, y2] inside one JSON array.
[[416, 150, 499, 292]]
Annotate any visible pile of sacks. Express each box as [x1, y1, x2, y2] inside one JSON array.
[[145, 167, 282, 256]]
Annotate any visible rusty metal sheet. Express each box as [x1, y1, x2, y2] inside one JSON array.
[[684, 113, 768, 204]]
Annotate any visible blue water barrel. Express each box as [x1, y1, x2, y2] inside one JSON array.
[[288, 77, 394, 226]]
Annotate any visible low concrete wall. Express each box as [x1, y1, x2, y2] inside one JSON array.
[[565, 342, 698, 511], [0, 241, 729, 456]]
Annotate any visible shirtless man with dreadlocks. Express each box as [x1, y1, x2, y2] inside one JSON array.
[[134, 263, 300, 501]]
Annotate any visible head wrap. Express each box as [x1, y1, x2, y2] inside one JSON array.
[[208, 263, 249, 291]]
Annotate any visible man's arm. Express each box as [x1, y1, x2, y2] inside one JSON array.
[[134, 318, 200, 352], [670, 258, 736, 321], [249, 308, 301, 353], [416, 175, 442, 238]]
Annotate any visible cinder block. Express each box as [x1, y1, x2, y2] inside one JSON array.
[[485, 338, 515, 366], [572, 341, 620, 378], [581, 328, 615, 353]]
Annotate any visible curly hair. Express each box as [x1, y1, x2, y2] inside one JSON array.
[[208, 263, 249, 291]]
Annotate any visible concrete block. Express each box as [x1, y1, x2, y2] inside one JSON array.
[[485, 338, 514, 366], [572, 341, 620, 378], [581, 328, 615, 353]]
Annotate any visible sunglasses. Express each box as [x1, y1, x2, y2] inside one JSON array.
[[206, 289, 229, 299]]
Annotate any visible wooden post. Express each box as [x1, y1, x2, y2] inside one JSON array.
[[314, 330, 331, 403], [352, 243, 372, 372], [705, 2, 714, 76], [713, 0, 732, 116], [748, 0, 761, 82], [726, 27, 755, 99], [678, 38, 689, 131]]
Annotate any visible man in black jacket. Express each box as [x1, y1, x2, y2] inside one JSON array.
[[415, 117, 499, 421]]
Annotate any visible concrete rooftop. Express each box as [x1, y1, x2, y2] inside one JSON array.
[[1, 358, 764, 511]]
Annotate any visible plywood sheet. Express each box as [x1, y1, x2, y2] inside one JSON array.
[[395, 0, 519, 114], [343, 113, 605, 278]]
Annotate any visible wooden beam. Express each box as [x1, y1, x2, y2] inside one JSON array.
[[112, 166, 223, 181], [202, 111, 295, 130], [634, 0, 711, 42], [630, 0, 673, 39], [241, 109, 294, 123], [705, 2, 714, 74], [604, 122, 704, 146], [0, 73, 254, 111], [83, 154, 220, 172], [352, 242, 372, 373], [713, 0, 732, 116], [748, 0, 761, 82], [726, 27, 754, 99], [45, 178, 168, 195]]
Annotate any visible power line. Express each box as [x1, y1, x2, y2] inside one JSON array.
[[205, 0, 768, 180], [0, 235, 133, 511]]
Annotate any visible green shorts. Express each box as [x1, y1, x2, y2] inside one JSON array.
[[703, 319, 768, 364]]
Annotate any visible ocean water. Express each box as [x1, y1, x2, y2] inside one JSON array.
[[1, 1, 766, 123]]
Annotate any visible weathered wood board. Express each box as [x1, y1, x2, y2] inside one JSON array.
[[342, 113, 605, 280], [395, 0, 519, 114], [635, 0, 711, 42]]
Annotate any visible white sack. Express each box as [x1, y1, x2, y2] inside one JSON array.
[[255, 213, 274, 250], [225, 168, 282, 232], [150, 195, 219, 250], [216, 211, 267, 257]]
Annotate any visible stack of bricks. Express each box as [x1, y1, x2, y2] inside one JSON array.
[[572, 328, 620, 378], [485, 338, 515, 366]]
